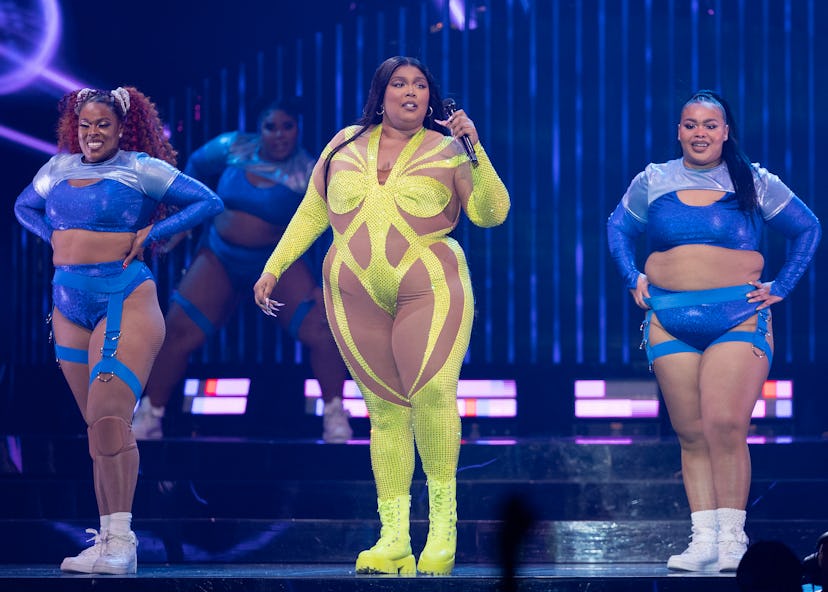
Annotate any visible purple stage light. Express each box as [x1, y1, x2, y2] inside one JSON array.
[[38, 66, 86, 92], [0, 123, 56, 154], [0, 0, 62, 94], [431, 0, 478, 31]]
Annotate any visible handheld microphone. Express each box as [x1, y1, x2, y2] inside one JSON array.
[[442, 98, 478, 166]]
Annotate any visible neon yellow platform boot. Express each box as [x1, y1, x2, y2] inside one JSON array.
[[355, 495, 416, 575], [417, 479, 457, 575]]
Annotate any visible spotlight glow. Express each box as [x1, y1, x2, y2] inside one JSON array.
[[0, 0, 62, 94]]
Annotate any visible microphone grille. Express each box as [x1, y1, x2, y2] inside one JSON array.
[[442, 98, 457, 119]]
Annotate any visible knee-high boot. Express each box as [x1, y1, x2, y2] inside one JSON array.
[[355, 495, 416, 575], [417, 478, 457, 575]]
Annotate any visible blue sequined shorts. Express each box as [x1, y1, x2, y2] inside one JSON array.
[[641, 284, 772, 367], [52, 260, 154, 330]]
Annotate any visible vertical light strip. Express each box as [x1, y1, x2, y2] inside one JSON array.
[[528, 0, 538, 362], [482, 1, 494, 362], [376, 10, 385, 65], [441, 0, 450, 92], [596, 0, 608, 364], [714, 0, 723, 89], [314, 33, 323, 156], [505, 0, 516, 363], [618, 0, 631, 364], [398, 6, 406, 57], [738, 0, 746, 119], [237, 62, 246, 132], [275, 46, 284, 104], [335, 25, 344, 133], [783, 0, 793, 364], [202, 78, 211, 144], [184, 88, 194, 168], [356, 17, 364, 119], [295, 38, 304, 99], [551, 0, 561, 363], [461, 1, 470, 108], [807, 0, 816, 361], [690, 0, 699, 88], [643, 1, 653, 169], [219, 68, 228, 132], [256, 51, 264, 98], [573, 0, 584, 363], [420, 2, 428, 65], [761, 0, 770, 161]]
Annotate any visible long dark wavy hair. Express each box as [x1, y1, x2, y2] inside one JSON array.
[[682, 89, 758, 212], [322, 56, 449, 191]]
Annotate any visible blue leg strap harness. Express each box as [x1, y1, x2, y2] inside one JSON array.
[[52, 261, 146, 399], [171, 291, 217, 336], [641, 285, 772, 370]]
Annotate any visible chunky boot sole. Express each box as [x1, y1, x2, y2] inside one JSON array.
[[355, 551, 416, 575], [417, 552, 455, 576]]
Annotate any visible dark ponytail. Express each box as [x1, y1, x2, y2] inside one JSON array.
[[684, 90, 758, 212]]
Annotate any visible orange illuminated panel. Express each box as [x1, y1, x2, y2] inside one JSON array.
[[182, 378, 250, 415], [752, 380, 793, 418]]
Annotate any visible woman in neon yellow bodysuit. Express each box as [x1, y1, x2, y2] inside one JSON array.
[[254, 56, 510, 576]]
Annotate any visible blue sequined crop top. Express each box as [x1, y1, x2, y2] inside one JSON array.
[[622, 158, 793, 230], [33, 151, 179, 233], [184, 131, 314, 226], [14, 150, 224, 245], [647, 191, 763, 252]]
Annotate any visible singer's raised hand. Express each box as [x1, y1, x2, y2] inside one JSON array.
[[436, 108, 479, 146]]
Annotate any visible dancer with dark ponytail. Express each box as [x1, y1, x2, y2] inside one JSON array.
[[607, 89, 820, 572]]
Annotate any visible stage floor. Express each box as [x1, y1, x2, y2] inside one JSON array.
[[0, 562, 738, 592]]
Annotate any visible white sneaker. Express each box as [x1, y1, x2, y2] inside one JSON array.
[[132, 397, 164, 440], [322, 397, 353, 443], [60, 528, 105, 573], [667, 539, 719, 571], [93, 531, 138, 575], [718, 534, 748, 572]]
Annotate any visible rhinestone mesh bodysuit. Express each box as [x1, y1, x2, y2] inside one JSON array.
[[264, 124, 509, 497]]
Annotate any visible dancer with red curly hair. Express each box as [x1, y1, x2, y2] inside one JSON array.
[[14, 86, 223, 574]]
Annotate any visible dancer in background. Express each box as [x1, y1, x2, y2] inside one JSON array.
[[607, 89, 820, 572], [133, 97, 353, 443], [14, 86, 224, 573], [254, 56, 510, 575]]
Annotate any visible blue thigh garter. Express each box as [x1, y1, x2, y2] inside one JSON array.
[[640, 284, 772, 369], [51, 260, 153, 399], [173, 224, 315, 338]]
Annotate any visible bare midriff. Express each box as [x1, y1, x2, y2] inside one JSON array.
[[52, 229, 135, 265], [645, 244, 764, 291], [213, 209, 286, 248]]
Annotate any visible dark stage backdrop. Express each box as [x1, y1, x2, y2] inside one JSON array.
[[5, 0, 827, 433]]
